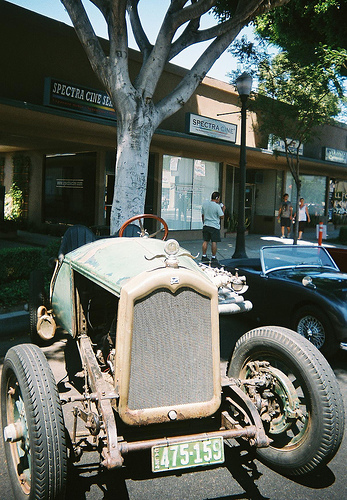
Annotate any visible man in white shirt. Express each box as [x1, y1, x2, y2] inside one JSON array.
[[201, 191, 224, 267]]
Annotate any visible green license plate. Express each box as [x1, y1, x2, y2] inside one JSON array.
[[151, 436, 224, 473]]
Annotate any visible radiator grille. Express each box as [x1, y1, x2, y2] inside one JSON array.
[[128, 287, 214, 410]]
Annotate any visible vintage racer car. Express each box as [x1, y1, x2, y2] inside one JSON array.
[[1, 215, 345, 499], [221, 244, 347, 357]]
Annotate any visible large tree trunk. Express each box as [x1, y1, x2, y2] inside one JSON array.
[[61, 0, 292, 235], [110, 114, 153, 234]]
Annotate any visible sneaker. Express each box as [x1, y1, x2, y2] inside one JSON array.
[[280, 235, 285, 239], [201, 255, 209, 264], [211, 258, 219, 268]]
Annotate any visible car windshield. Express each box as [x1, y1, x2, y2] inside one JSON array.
[[260, 245, 339, 273]]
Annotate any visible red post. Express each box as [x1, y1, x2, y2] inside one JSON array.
[[318, 221, 323, 246]]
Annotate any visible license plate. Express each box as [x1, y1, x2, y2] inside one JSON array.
[[151, 436, 224, 472]]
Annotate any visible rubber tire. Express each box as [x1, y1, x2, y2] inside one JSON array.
[[29, 270, 48, 346], [293, 305, 338, 358], [1, 344, 67, 499], [227, 326, 345, 476]]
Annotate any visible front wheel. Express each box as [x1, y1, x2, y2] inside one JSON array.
[[293, 305, 337, 357], [228, 326, 344, 476], [1, 344, 67, 499]]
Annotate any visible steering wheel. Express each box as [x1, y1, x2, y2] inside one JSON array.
[[118, 214, 169, 240]]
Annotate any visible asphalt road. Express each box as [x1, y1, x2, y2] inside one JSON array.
[[0, 315, 347, 500]]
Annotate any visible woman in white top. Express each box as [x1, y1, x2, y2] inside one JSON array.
[[295, 198, 311, 240]]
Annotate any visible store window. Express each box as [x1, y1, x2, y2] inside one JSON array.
[[285, 173, 327, 216], [161, 155, 220, 230], [331, 179, 347, 224], [44, 152, 96, 226]]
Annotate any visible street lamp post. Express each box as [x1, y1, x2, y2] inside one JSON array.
[[232, 72, 252, 259]]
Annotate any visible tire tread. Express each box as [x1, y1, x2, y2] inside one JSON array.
[[2, 344, 67, 499], [229, 326, 345, 475]]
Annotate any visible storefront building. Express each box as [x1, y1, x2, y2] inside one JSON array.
[[1, 1, 347, 238]]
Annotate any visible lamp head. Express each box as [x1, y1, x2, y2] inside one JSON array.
[[236, 72, 253, 97]]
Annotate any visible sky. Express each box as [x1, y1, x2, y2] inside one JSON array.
[[7, 0, 252, 84]]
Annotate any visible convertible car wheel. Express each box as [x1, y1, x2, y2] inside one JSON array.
[[293, 305, 337, 357], [1, 344, 67, 500], [228, 326, 345, 476]]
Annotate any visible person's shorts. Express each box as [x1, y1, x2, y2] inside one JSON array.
[[280, 217, 291, 227], [298, 221, 306, 232], [203, 225, 221, 242]]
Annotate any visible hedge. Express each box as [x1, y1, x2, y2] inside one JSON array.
[[0, 241, 60, 309], [0, 247, 42, 283], [0, 279, 29, 308]]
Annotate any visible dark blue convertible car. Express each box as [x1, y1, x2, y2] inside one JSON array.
[[221, 245, 347, 357]]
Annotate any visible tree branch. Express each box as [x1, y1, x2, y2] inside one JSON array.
[[251, 0, 292, 19], [169, 0, 290, 60], [155, 0, 292, 123], [169, 15, 239, 60], [89, 0, 111, 18], [61, 0, 109, 86], [127, 0, 152, 61], [133, 2, 180, 97], [171, 0, 215, 30], [155, 24, 242, 126], [62, 0, 134, 113]]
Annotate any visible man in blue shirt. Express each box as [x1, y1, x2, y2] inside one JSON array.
[[201, 191, 224, 267]]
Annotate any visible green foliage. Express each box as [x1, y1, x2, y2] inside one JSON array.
[[5, 183, 24, 220], [230, 46, 341, 177], [229, 37, 342, 243], [254, 0, 347, 76], [12, 154, 31, 188], [0, 247, 42, 283], [253, 52, 340, 146], [0, 280, 29, 309], [212, 0, 238, 21], [4, 154, 31, 221], [0, 241, 60, 309]]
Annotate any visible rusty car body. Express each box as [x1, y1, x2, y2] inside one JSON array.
[[1, 215, 345, 499]]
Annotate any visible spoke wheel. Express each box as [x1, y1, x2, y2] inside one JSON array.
[[293, 305, 337, 357], [228, 326, 345, 476], [297, 314, 325, 348], [1, 344, 67, 499]]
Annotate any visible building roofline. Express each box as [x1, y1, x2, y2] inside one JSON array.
[[1, 95, 346, 171]]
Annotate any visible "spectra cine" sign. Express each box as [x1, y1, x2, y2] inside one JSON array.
[[186, 113, 237, 143]]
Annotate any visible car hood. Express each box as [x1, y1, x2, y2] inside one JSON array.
[[272, 268, 347, 295], [63, 237, 206, 295]]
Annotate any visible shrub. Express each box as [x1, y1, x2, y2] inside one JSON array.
[[0, 247, 42, 283], [0, 242, 61, 309], [0, 280, 29, 308]]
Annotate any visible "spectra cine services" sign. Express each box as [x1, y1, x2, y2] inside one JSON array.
[[44, 77, 116, 120]]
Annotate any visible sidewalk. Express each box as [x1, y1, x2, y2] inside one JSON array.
[[180, 225, 341, 261], [0, 226, 342, 336]]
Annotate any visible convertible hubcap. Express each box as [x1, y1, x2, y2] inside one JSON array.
[[297, 315, 325, 349]]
